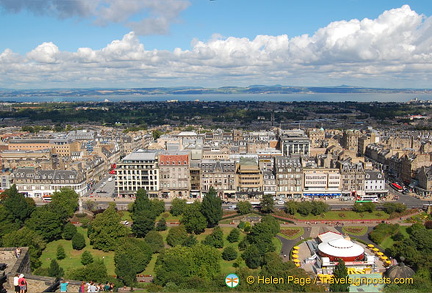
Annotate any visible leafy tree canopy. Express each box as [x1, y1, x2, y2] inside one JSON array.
[[201, 187, 222, 227], [131, 214, 154, 238], [144, 231, 165, 253], [330, 259, 349, 292], [181, 202, 207, 234], [25, 207, 64, 242], [49, 188, 79, 218], [154, 244, 220, 286], [166, 225, 188, 247], [260, 194, 274, 214], [237, 201, 252, 215], [89, 203, 128, 251], [2, 185, 35, 224], [2, 227, 46, 269], [115, 238, 152, 287], [170, 198, 187, 216]]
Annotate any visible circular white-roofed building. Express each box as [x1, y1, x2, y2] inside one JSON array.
[[318, 237, 365, 262]]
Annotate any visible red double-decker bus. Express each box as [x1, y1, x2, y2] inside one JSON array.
[[391, 183, 403, 191]]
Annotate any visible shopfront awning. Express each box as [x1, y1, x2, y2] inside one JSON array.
[[303, 193, 341, 196]]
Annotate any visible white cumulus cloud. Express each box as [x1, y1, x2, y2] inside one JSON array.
[[2, 5, 432, 88], [0, 0, 190, 35]]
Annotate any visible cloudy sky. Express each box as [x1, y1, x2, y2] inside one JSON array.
[[1, 0, 432, 89]]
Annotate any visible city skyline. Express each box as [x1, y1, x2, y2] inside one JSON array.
[[1, 1, 432, 89]]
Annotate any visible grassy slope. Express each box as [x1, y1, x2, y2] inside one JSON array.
[[39, 226, 116, 276]]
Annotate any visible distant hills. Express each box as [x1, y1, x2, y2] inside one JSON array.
[[0, 85, 431, 98]]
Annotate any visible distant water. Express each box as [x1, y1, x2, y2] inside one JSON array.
[[2, 93, 432, 103]]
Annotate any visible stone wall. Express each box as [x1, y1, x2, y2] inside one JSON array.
[[0, 248, 66, 293]]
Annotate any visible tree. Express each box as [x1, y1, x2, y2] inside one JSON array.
[[260, 194, 274, 213], [227, 228, 241, 243], [383, 202, 407, 214], [222, 246, 238, 261], [245, 216, 279, 256], [156, 218, 167, 231], [67, 259, 108, 283], [2, 185, 35, 225], [132, 214, 155, 238], [48, 259, 64, 278], [2, 227, 46, 269], [49, 188, 79, 218], [89, 203, 128, 251], [25, 207, 64, 241], [130, 189, 164, 221], [154, 244, 220, 287], [166, 225, 188, 247], [144, 231, 164, 253], [0, 205, 21, 244], [170, 198, 187, 216], [151, 199, 165, 217], [182, 235, 198, 247], [201, 187, 223, 227], [62, 222, 77, 240], [152, 130, 163, 140], [181, 202, 207, 234], [310, 201, 329, 216], [202, 226, 224, 248], [72, 233, 86, 250], [115, 238, 152, 288], [242, 244, 261, 269], [363, 202, 376, 213], [131, 189, 151, 217], [353, 202, 375, 213], [330, 259, 349, 292], [297, 202, 313, 216], [284, 201, 298, 215], [56, 244, 66, 260], [237, 201, 252, 215], [81, 251, 94, 265]]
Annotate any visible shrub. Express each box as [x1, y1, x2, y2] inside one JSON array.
[[202, 227, 224, 248], [222, 246, 238, 261], [72, 233, 86, 250], [81, 251, 94, 265], [391, 232, 404, 241], [144, 231, 164, 253], [56, 244, 66, 260], [62, 222, 77, 240], [156, 218, 167, 231], [48, 260, 64, 278], [166, 225, 188, 247], [227, 228, 241, 243]]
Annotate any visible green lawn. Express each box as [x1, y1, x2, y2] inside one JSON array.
[[142, 253, 158, 276], [293, 211, 389, 221], [342, 226, 368, 236], [119, 211, 132, 222], [39, 227, 116, 276], [273, 237, 282, 254], [380, 226, 410, 250]]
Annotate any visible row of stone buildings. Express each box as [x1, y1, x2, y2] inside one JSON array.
[[113, 149, 386, 199], [5, 125, 432, 199]]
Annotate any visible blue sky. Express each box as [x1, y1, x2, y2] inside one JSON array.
[[1, 0, 432, 89]]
